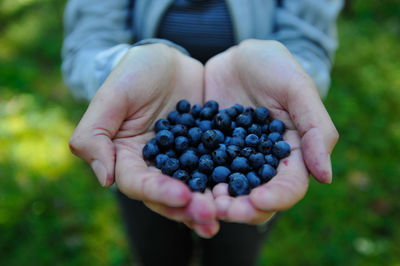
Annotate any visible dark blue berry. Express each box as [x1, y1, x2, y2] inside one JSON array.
[[236, 113, 253, 128], [224, 136, 232, 145], [245, 134, 259, 147], [155, 154, 168, 169], [154, 118, 170, 132], [201, 130, 219, 149], [258, 164, 277, 182], [148, 138, 157, 145], [249, 152, 265, 168], [212, 149, 228, 165], [229, 137, 245, 148], [156, 130, 174, 148], [268, 132, 283, 143], [258, 139, 273, 154], [164, 149, 177, 158], [254, 106, 270, 124], [217, 143, 227, 151], [167, 110, 180, 124], [231, 121, 236, 130], [191, 104, 202, 117], [226, 145, 241, 158], [232, 104, 244, 114], [244, 107, 254, 114], [171, 124, 188, 136], [232, 127, 247, 138], [228, 173, 250, 196], [175, 136, 189, 153], [188, 127, 202, 146], [265, 154, 279, 168], [269, 120, 285, 134], [241, 147, 255, 158], [188, 176, 207, 192], [261, 124, 269, 134], [211, 166, 231, 183], [246, 171, 261, 188], [173, 169, 190, 183], [197, 143, 210, 155], [200, 107, 215, 120], [231, 157, 250, 173], [272, 141, 291, 159], [161, 158, 180, 175], [198, 120, 213, 131], [204, 100, 219, 113], [225, 107, 238, 118], [213, 112, 232, 132], [198, 154, 214, 174], [143, 142, 159, 160], [176, 99, 191, 113], [177, 113, 195, 127], [214, 129, 225, 144], [179, 150, 199, 170], [247, 124, 262, 137]]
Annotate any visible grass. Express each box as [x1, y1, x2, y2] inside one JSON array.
[[1, 1, 399, 265]]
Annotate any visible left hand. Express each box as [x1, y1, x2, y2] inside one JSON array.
[[204, 39, 339, 224]]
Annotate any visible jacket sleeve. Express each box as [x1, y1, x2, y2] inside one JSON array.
[[61, 0, 188, 100], [273, 0, 343, 98]]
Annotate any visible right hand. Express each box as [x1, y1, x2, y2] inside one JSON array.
[[69, 44, 219, 238]]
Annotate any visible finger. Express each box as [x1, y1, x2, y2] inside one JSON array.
[[69, 83, 130, 187], [250, 130, 310, 211], [286, 74, 339, 183], [184, 220, 220, 239]]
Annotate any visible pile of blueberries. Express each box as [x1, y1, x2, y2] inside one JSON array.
[[142, 100, 291, 197]]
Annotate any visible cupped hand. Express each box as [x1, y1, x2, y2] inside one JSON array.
[[69, 44, 219, 238], [204, 40, 339, 224]]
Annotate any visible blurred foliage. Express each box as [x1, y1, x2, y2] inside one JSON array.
[[0, 0, 399, 265]]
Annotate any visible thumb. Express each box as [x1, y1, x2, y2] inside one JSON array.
[[69, 85, 128, 187]]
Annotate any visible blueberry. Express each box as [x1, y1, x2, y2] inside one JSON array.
[[154, 118, 170, 132], [176, 99, 191, 113], [198, 120, 213, 132], [230, 121, 236, 130], [197, 143, 210, 155], [161, 158, 180, 175], [217, 143, 227, 151], [188, 127, 202, 146], [175, 136, 189, 153], [191, 104, 202, 117], [268, 132, 283, 143], [148, 138, 157, 145], [247, 124, 262, 137], [269, 120, 285, 134], [156, 130, 174, 148], [211, 166, 231, 183], [171, 124, 188, 136], [236, 113, 253, 128], [155, 154, 168, 169], [172, 169, 190, 183], [179, 150, 199, 170], [232, 127, 247, 138], [232, 104, 244, 114], [201, 130, 219, 150], [204, 100, 219, 113], [200, 107, 215, 120], [229, 137, 245, 148], [212, 149, 228, 165], [188, 176, 207, 192], [245, 134, 259, 147], [213, 112, 232, 132], [261, 124, 269, 134], [254, 106, 270, 124], [246, 171, 261, 188], [226, 145, 241, 158], [241, 147, 256, 158], [177, 113, 195, 127], [265, 154, 279, 168], [214, 129, 225, 144], [258, 139, 272, 154], [244, 107, 255, 114], [228, 173, 250, 196], [225, 107, 238, 119], [258, 164, 277, 182], [249, 152, 265, 168], [143, 142, 159, 160], [231, 157, 250, 173], [272, 141, 291, 159], [198, 154, 214, 174], [224, 136, 232, 145], [164, 149, 177, 158], [167, 110, 180, 124]]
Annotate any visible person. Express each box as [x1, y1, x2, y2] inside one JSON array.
[[62, 0, 342, 265]]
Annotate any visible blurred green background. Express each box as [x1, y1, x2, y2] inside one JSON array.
[[1, 0, 399, 265]]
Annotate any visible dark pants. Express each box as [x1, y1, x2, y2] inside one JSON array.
[[116, 190, 277, 266]]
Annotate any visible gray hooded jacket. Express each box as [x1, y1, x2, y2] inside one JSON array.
[[62, 0, 343, 100]]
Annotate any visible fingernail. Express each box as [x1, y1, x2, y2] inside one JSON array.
[[91, 160, 107, 187], [194, 221, 219, 239]]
